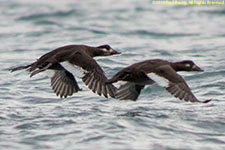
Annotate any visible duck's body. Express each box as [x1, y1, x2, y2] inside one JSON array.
[[106, 59, 211, 103], [11, 44, 121, 98]]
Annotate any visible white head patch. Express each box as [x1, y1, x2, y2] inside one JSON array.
[[101, 48, 114, 54], [101, 47, 109, 52], [109, 48, 114, 53], [185, 64, 191, 67]]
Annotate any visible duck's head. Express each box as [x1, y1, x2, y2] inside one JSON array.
[[94, 44, 121, 57], [173, 60, 204, 72]]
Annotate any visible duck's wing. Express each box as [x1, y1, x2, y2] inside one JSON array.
[[115, 82, 145, 101], [60, 51, 117, 98], [147, 65, 211, 103], [49, 70, 81, 98]]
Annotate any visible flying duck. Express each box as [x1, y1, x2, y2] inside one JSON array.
[[10, 44, 121, 98], [106, 59, 211, 103]]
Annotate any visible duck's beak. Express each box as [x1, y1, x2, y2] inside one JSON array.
[[198, 68, 204, 72], [110, 49, 121, 55], [194, 65, 204, 72]]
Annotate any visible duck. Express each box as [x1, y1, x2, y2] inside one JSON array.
[[10, 44, 121, 98], [106, 59, 211, 103]]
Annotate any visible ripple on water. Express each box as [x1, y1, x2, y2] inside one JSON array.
[[16, 10, 77, 21], [0, 1, 225, 150]]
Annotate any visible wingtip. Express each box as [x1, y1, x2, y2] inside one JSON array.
[[201, 99, 211, 103], [30, 72, 35, 78]]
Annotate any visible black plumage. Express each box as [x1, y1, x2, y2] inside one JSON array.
[[106, 59, 211, 103], [11, 44, 120, 98]]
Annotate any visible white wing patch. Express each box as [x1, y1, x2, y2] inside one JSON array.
[[60, 61, 86, 78], [147, 73, 169, 88]]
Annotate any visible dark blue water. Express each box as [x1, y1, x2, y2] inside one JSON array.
[[1, 0, 225, 149]]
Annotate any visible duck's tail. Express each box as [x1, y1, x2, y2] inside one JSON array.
[[10, 61, 52, 77], [10, 63, 33, 72]]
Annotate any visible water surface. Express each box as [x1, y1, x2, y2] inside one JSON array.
[[0, 0, 225, 150]]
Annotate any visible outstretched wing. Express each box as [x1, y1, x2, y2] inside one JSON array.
[[50, 70, 81, 98], [115, 82, 145, 101], [147, 65, 211, 103], [60, 51, 117, 98]]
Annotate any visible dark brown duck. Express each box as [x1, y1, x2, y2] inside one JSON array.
[[11, 44, 121, 98], [106, 59, 211, 103]]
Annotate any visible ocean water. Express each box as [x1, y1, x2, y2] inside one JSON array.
[[0, 0, 225, 149]]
